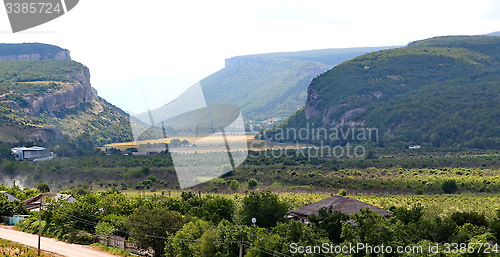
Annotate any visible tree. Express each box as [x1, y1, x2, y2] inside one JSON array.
[[126, 207, 189, 257], [0, 195, 28, 216], [190, 196, 235, 224], [37, 183, 50, 193], [240, 191, 288, 228], [340, 209, 399, 256], [365, 150, 378, 159], [166, 219, 212, 257], [247, 178, 258, 189], [441, 179, 458, 194], [228, 180, 239, 191], [141, 166, 151, 175], [391, 204, 424, 225], [491, 209, 500, 243], [309, 207, 348, 243], [450, 211, 489, 227]]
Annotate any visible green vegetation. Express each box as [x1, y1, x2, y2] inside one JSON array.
[[0, 59, 132, 147], [0, 194, 28, 217], [147, 46, 393, 127], [240, 191, 289, 228], [0, 186, 497, 257], [0, 239, 62, 257], [0, 147, 498, 194], [127, 207, 189, 257], [270, 36, 500, 149], [90, 244, 135, 257]]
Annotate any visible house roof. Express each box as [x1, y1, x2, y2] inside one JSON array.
[[23, 193, 76, 210], [0, 191, 21, 202], [11, 146, 47, 151], [289, 195, 392, 217]]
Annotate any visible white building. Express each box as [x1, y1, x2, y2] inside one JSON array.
[[11, 146, 54, 161]]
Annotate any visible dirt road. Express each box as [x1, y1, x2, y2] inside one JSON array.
[[0, 225, 120, 257]]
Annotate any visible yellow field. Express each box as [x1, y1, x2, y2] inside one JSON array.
[[104, 134, 307, 153]]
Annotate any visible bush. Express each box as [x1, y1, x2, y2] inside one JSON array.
[[450, 211, 489, 227], [240, 191, 288, 228], [228, 180, 239, 191], [247, 178, 258, 189], [37, 183, 50, 193], [441, 179, 458, 194], [64, 230, 94, 244], [491, 219, 500, 242]]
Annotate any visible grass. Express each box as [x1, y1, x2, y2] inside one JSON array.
[[0, 239, 63, 257]]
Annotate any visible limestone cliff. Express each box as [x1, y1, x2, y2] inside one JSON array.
[[0, 43, 71, 60], [27, 67, 97, 116], [0, 50, 70, 61]]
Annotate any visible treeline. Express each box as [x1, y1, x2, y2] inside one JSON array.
[[0, 147, 498, 193], [2, 187, 499, 257]]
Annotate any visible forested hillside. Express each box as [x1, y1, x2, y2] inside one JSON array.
[[270, 36, 500, 149]]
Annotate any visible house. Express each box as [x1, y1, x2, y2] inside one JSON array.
[[408, 145, 421, 149], [8, 215, 30, 225], [288, 195, 392, 224], [0, 191, 21, 202], [11, 146, 54, 161], [23, 193, 76, 211]]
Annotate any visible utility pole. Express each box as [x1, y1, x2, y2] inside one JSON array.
[[37, 196, 43, 256]]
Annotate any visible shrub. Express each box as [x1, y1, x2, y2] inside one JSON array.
[[441, 179, 458, 194], [450, 211, 489, 227], [228, 180, 239, 191], [247, 178, 258, 189], [64, 230, 94, 244]]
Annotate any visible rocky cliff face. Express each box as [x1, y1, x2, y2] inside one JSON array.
[[0, 50, 70, 61], [27, 67, 97, 116], [305, 81, 366, 128]]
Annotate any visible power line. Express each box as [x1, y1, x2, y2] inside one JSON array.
[[50, 209, 299, 257]]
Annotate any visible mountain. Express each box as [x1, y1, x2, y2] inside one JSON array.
[[485, 31, 500, 36], [136, 46, 396, 128], [0, 43, 132, 148], [269, 35, 500, 149], [0, 43, 70, 60]]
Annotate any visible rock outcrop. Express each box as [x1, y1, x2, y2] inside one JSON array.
[[0, 50, 70, 61], [27, 67, 97, 116]]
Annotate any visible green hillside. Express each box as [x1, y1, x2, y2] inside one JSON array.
[[486, 31, 500, 36], [0, 57, 132, 149], [269, 36, 500, 149], [140, 46, 395, 128]]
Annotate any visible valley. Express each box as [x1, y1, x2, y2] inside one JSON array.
[[0, 35, 498, 257]]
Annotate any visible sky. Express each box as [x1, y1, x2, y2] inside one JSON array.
[[0, 0, 499, 113]]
